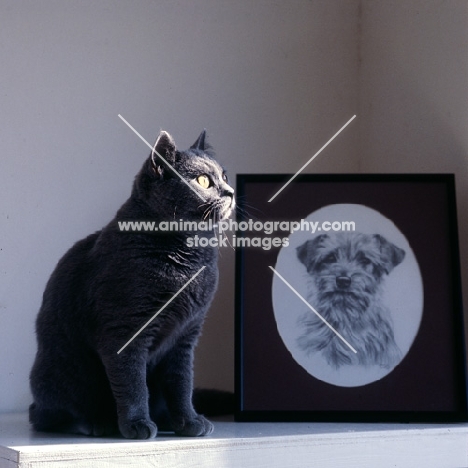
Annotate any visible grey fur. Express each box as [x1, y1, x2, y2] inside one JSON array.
[[29, 130, 235, 439]]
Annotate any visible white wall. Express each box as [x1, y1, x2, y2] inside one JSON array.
[[0, 1, 359, 412], [359, 0, 468, 337]]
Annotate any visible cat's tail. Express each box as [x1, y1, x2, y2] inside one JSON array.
[[192, 389, 235, 416]]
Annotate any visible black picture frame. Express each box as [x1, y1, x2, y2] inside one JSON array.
[[235, 174, 467, 423]]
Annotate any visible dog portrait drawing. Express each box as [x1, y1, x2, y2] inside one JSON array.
[[296, 232, 405, 370]]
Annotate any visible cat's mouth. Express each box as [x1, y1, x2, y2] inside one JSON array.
[[202, 195, 235, 222]]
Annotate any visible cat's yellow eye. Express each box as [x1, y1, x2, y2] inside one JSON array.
[[197, 175, 211, 189]]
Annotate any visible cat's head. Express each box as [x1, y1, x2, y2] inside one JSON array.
[[133, 130, 235, 222]]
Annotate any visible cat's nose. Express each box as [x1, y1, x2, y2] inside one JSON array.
[[223, 187, 235, 199], [336, 276, 351, 289]]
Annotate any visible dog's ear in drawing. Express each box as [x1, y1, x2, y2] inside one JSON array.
[[372, 234, 405, 275], [296, 234, 330, 272]]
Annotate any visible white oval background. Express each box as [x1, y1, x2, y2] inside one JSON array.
[[272, 203, 424, 387]]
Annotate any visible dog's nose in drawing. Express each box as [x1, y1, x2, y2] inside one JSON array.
[[336, 276, 351, 289]]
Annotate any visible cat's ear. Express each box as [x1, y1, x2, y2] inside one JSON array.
[[152, 130, 176, 165], [190, 129, 210, 152]]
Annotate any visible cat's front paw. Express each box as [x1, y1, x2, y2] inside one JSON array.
[[173, 414, 214, 437], [119, 418, 158, 439]]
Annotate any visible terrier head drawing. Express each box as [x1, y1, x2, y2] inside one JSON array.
[[295, 232, 405, 369]]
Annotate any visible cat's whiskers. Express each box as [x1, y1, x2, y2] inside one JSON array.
[[202, 206, 213, 221], [211, 202, 235, 252], [234, 198, 261, 223], [197, 201, 212, 210], [221, 229, 235, 251]]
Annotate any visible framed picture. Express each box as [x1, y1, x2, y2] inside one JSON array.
[[235, 174, 467, 423]]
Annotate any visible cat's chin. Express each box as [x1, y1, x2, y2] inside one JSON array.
[[219, 199, 235, 220]]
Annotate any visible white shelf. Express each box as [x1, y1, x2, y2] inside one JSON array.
[[0, 413, 467, 467]]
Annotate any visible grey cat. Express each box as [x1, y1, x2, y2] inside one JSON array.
[[29, 129, 235, 439]]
